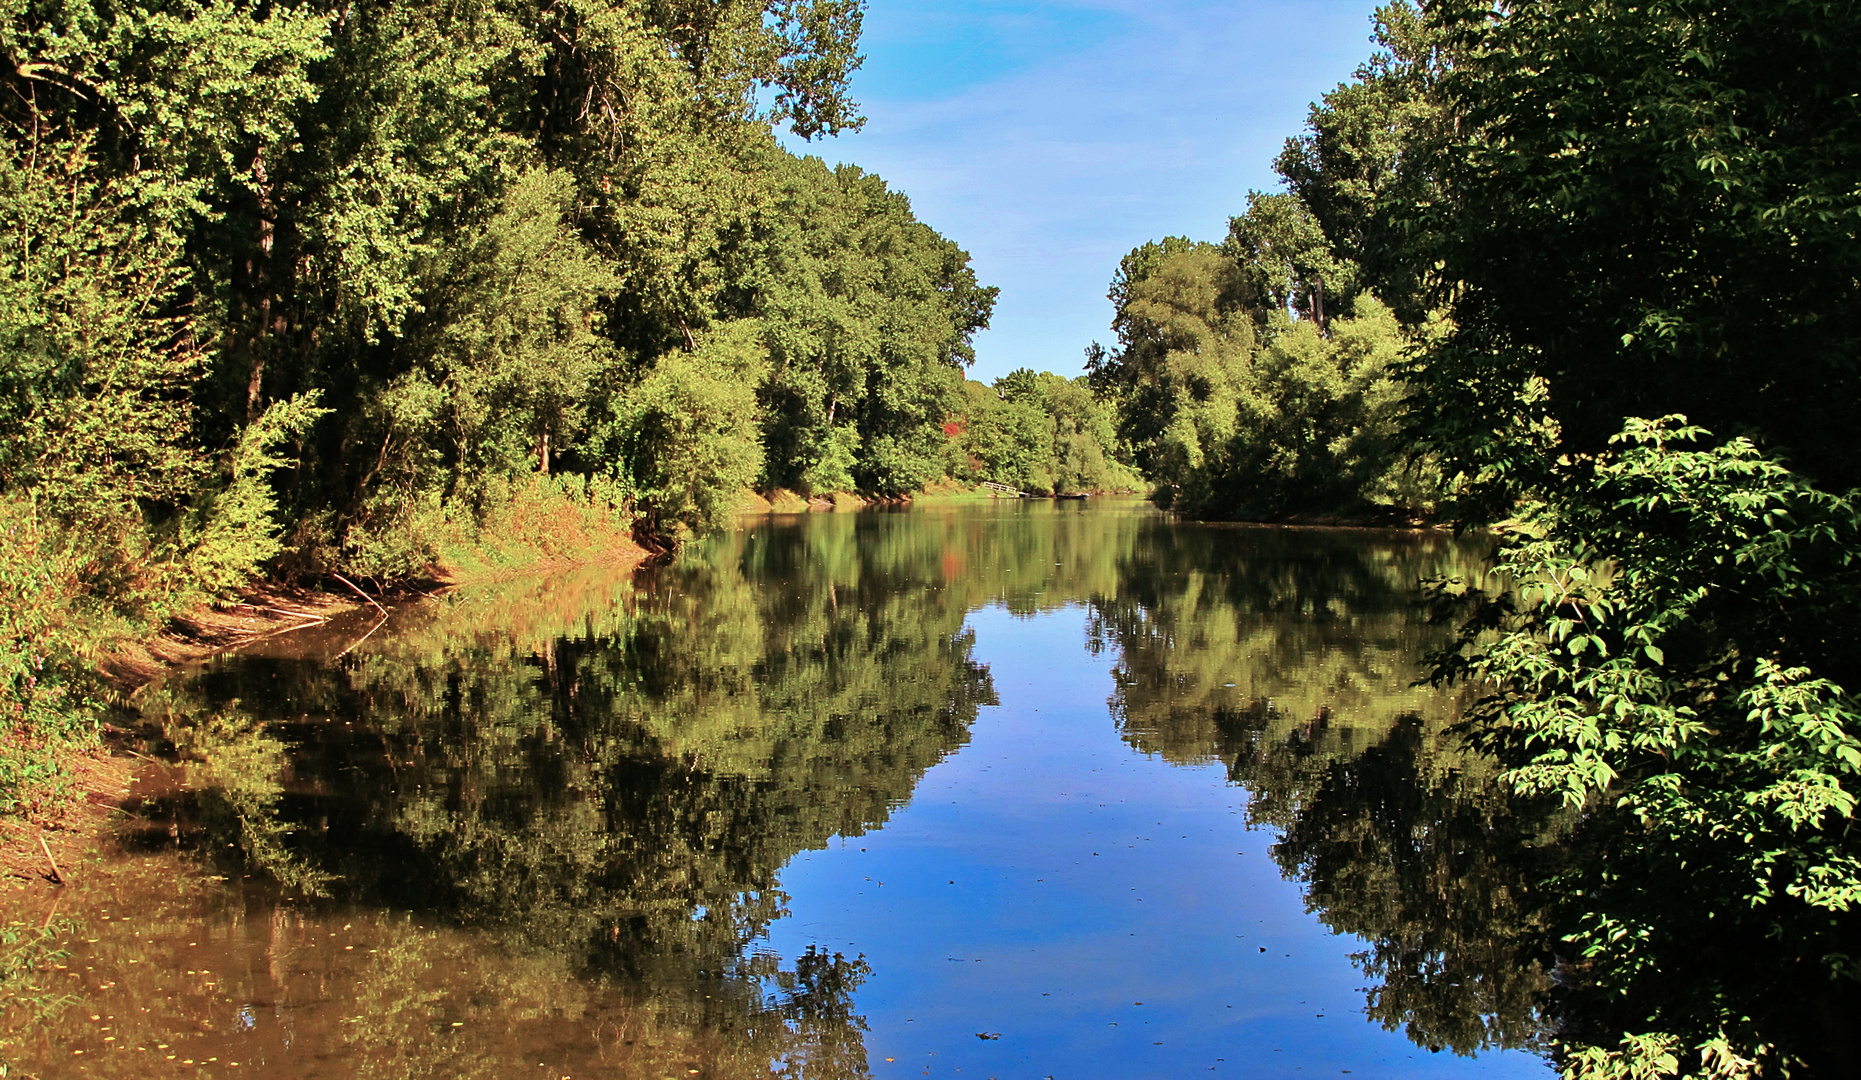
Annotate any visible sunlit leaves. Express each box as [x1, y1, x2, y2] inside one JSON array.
[[1446, 418, 1861, 1077]]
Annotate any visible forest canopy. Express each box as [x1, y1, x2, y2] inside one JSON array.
[[0, 0, 1017, 586]]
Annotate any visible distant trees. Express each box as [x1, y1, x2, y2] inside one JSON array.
[[1086, 233, 1426, 520], [942, 369, 1139, 495], [1083, 4, 1447, 523]]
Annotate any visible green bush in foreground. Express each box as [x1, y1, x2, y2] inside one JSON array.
[[1437, 418, 1861, 1077]]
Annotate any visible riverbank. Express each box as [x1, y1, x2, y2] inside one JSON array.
[[1, 505, 651, 885]]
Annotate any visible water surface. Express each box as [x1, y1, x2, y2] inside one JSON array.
[[10, 499, 1547, 1078]]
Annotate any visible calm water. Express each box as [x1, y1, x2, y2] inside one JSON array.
[[13, 499, 1549, 1078]]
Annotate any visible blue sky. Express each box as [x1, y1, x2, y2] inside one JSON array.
[[784, 0, 1385, 382]]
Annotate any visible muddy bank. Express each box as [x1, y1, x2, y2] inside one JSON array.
[[4, 542, 652, 885]]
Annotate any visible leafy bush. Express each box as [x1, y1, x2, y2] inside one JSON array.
[[183, 393, 330, 596], [602, 323, 768, 546], [0, 501, 98, 814], [1438, 418, 1861, 1077]]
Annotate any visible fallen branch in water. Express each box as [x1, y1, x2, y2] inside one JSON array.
[[236, 601, 329, 621], [330, 573, 388, 617], [38, 833, 63, 885]]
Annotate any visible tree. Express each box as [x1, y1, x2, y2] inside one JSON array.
[[1173, 296, 1427, 520], [1403, 0, 1861, 514], [1088, 233, 1429, 519], [602, 322, 767, 546], [752, 156, 997, 497], [1085, 242, 1256, 488], [1226, 191, 1350, 330], [1395, 2, 1861, 1075], [1274, 1, 1443, 317]]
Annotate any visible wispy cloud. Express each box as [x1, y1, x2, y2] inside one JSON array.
[[791, 0, 1381, 379]]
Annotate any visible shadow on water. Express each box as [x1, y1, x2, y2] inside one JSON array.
[[6, 499, 1563, 1077]]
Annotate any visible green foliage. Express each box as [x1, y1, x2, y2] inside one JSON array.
[[0, 137, 204, 525], [1176, 296, 1432, 519], [1089, 236, 1430, 519], [1274, 1, 1443, 317], [943, 370, 1138, 494], [1226, 190, 1352, 330], [0, 499, 99, 814], [428, 169, 622, 483], [1401, 0, 1861, 512], [0, 0, 971, 569], [183, 393, 330, 596], [753, 156, 998, 497], [1376, 1, 1861, 1074], [604, 322, 768, 544], [1086, 242, 1256, 487], [1434, 419, 1861, 1077]]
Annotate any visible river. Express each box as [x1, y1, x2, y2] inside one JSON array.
[[9, 498, 1551, 1078]]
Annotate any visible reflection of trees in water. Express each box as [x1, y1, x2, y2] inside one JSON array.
[[1093, 522, 1554, 1057], [131, 520, 1004, 1076], [10, 856, 876, 1080], [1095, 521, 1482, 761], [1268, 715, 1554, 1057]]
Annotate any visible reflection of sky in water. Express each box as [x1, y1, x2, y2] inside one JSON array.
[[766, 604, 1549, 1079]]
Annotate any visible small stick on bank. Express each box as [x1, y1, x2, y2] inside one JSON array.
[[331, 573, 389, 618], [38, 832, 63, 885]]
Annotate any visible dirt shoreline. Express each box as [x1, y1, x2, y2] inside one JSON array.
[[3, 543, 651, 893]]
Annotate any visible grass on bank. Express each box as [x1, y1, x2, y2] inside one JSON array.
[[0, 476, 646, 821]]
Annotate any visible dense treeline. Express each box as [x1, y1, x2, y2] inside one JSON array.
[[1087, 5, 1441, 522], [0, 0, 999, 572], [941, 368, 1142, 496], [0, 0, 1055, 807], [1102, 2, 1861, 1077]]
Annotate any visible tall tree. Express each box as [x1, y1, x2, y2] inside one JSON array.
[[751, 156, 996, 497]]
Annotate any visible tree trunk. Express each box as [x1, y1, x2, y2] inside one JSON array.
[[246, 296, 270, 423]]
